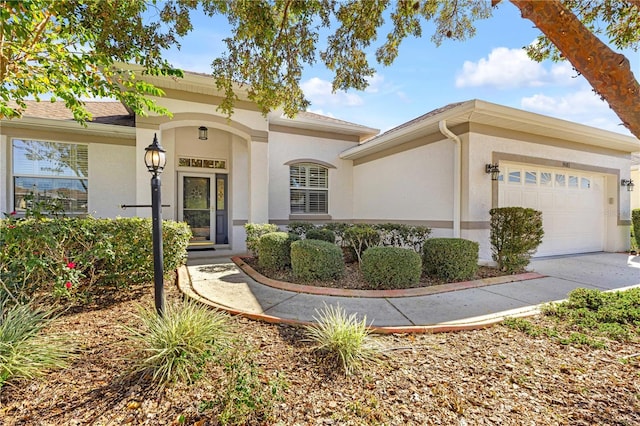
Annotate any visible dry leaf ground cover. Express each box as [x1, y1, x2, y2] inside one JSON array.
[[1, 278, 639, 425]]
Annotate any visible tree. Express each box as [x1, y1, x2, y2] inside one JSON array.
[[2, 1, 640, 140], [196, 0, 640, 138], [0, 0, 190, 124]]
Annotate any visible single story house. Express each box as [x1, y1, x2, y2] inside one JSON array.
[[1, 71, 638, 262]]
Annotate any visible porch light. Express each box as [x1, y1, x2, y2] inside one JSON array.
[[145, 133, 166, 316], [485, 163, 500, 181], [144, 134, 167, 175], [198, 126, 208, 140], [621, 179, 634, 191]]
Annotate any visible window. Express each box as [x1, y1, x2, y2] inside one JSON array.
[[508, 170, 521, 184], [12, 139, 88, 214], [581, 177, 591, 189], [525, 171, 537, 185], [555, 173, 566, 187], [540, 172, 552, 187], [290, 163, 328, 214], [568, 175, 579, 188]]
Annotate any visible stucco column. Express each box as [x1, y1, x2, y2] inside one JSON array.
[[248, 139, 269, 224]]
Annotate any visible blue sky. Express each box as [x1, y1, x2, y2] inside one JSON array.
[[160, 2, 639, 136]]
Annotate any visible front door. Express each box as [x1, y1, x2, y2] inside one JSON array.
[[179, 173, 228, 247]]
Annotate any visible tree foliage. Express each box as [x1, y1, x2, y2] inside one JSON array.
[[0, 0, 190, 124], [2, 0, 640, 138], [199, 0, 640, 137]]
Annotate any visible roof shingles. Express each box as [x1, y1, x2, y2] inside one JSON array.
[[10, 100, 134, 127]]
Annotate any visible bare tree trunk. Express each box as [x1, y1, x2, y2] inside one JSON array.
[[510, 0, 640, 140]]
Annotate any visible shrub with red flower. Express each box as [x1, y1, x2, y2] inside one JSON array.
[[53, 258, 84, 299]]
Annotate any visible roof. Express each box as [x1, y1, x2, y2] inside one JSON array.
[[268, 110, 379, 141], [341, 99, 640, 160], [11, 100, 134, 127]]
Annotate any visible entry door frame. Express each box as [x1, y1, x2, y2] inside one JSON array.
[[177, 171, 229, 247]]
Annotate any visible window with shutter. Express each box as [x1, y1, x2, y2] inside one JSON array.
[[289, 163, 328, 214]]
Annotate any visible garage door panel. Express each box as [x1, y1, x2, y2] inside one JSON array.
[[499, 165, 604, 257]]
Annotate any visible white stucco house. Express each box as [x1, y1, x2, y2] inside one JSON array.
[[1, 71, 638, 262]]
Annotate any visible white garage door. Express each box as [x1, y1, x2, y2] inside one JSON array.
[[498, 163, 605, 257]]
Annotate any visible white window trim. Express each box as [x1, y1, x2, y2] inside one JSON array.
[[289, 162, 329, 215], [11, 138, 89, 215]]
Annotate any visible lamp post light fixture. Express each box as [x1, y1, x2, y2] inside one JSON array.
[[198, 126, 208, 140], [621, 179, 635, 192], [144, 133, 167, 316], [485, 163, 500, 181]]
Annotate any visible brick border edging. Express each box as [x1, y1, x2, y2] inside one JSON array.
[[231, 256, 545, 298], [176, 265, 542, 334]]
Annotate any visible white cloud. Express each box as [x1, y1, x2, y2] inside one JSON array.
[[301, 77, 364, 107], [364, 73, 384, 93], [521, 89, 630, 135], [396, 91, 411, 103], [455, 47, 577, 89]]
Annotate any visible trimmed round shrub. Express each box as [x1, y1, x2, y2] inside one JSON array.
[[422, 238, 479, 281], [306, 228, 336, 243], [361, 247, 422, 289], [290, 239, 344, 281], [490, 207, 544, 273], [257, 232, 299, 270]]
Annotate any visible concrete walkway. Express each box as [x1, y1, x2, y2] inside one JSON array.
[[178, 252, 640, 333]]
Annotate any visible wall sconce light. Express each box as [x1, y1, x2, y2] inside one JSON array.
[[485, 163, 500, 181], [198, 126, 208, 140], [621, 179, 634, 191]]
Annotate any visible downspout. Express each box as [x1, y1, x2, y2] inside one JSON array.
[[438, 120, 461, 238]]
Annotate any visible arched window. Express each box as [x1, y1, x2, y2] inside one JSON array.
[[290, 163, 328, 214]]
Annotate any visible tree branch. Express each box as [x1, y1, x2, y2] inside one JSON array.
[[510, 0, 640, 139]]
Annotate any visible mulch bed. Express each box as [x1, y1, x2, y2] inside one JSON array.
[[1, 276, 639, 425], [243, 257, 510, 290]]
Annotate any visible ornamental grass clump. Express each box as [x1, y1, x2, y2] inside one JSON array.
[[0, 297, 75, 387], [304, 304, 378, 375], [125, 298, 230, 386]]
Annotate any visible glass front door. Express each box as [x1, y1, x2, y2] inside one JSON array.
[[179, 173, 228, 247], [183, 176, 211, 242]]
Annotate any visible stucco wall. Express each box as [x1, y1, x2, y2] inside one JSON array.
[[88, 143, 136, 218], [352, 139, 455, 227], [0, 130, 137, 219], [268, 131, 358, 222], [631, 166, 640, 211]]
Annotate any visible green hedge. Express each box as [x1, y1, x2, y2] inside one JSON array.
[[257, 232, 299, 270], [0, 217, 191, 303], [373, 223, 432, 253], [287, 221, 317, 238], [244, 223, 279, 255], [490, 207, 544, 273], [306, 228, 336, 243], [422, 238, 479, 281], [290, 239, 344, 281], [632, 209, 640, 251], [361, 247, 422, 289]]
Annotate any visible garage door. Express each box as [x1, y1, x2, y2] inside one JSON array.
[[498, 163, 605, 257]]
